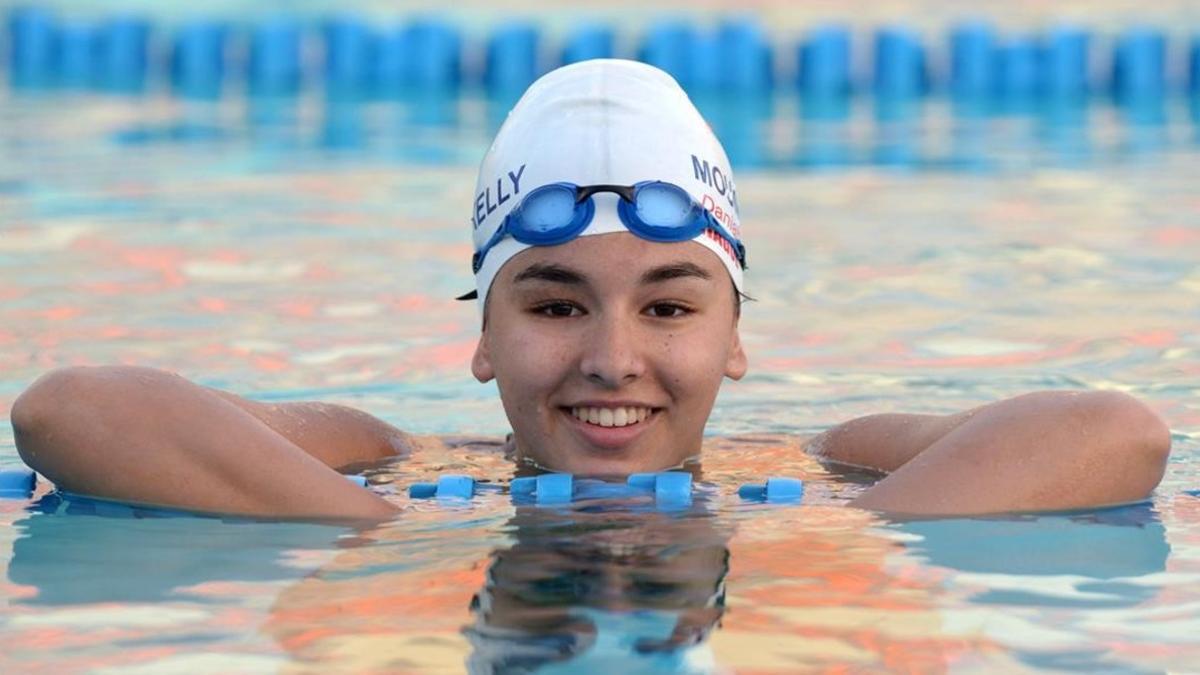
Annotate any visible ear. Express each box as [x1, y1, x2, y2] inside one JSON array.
[[724, 327, 748, 381], [471, 332, 495, 383]]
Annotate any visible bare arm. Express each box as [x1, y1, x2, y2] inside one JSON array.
[[807, 391, 1171, 515], [10, 366, 403, 520]]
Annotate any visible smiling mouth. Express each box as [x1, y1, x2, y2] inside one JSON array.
[[566, 406, 657, 428]]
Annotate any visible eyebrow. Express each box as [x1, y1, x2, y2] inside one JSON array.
[[639, 262, 712, 285], [513, 263, 587, 285], [513, 261, 713, 287]]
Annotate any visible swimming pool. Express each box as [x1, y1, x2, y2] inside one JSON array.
[[4, 17, 1200, 675]]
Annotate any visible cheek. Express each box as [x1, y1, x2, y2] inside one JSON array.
[[492, 325, 575, 394], [659, 327, 732, 390]]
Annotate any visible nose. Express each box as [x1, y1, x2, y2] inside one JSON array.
[[578, 310, 646, 388]]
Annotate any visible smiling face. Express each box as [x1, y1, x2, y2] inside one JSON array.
[[471, 232, 747, 475]]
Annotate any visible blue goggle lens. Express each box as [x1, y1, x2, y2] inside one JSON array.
[[634, 183, 694, 228], [519, 184, 578, 234]]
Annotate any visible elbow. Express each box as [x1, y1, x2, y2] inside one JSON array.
[[1081, 391, 1171, 492], [12, 367, 80, 435], [11, 366, 103, 467]]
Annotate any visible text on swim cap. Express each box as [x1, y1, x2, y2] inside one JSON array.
[[473, 164, 526, 230], [701, 195, 740, 238], [691, 155, 738, 214], [702, 227, 741, 265]]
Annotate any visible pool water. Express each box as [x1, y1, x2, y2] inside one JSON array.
[[3, 84, 1200, 671]]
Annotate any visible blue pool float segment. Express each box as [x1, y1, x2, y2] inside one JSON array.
[[738, 477, 804, 503], [625, 471, 693, 504], [57, 23, 98, 88], [0, 468, 37, 498], [1042, 25, 1090, 99], [7, 6, 58, 88], [409, 473, 505, 500], [95, 15, 150, 92], [638, 20, 702, 91], [247, 17, 304, 95], [410, 471, 700, 506], [515, 472, 692, 505], [513, 472, 693, 505], [797, 25, 851, 98], [873, 26, 927, 99], [485, 22, 540, 94], [949, 21, 996, 101], [996, 36, 1041, 103], [510, 472, 575, 504], [1189, 37, 1200, 96], [717, 18, 772, 92], [375, 19, 463, 92], [562, 24, 614, 65], [408, 19, 462, 90], [171, 21, 228, 99], [1113, 27, 1167, 102], [322, 15, 376, 95], [373, 28, 407, 93]]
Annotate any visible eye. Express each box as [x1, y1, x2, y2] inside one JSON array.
[[532, 301, 584, 318], [645, 302, 692, 319]]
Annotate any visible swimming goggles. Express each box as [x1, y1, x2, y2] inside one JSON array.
[[471, 181, 747, 275]]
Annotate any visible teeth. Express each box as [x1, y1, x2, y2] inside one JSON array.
[[571, 406, 653, 427]]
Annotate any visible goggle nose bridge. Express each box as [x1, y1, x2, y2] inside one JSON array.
[[574, 184, 638, 204]]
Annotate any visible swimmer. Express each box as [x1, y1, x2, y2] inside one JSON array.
[[8, 60, 1171, 519]]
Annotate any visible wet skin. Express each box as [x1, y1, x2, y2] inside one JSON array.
[[472, 232, 747, 476]]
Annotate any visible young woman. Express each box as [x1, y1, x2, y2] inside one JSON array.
[[9, 60, 1171, 519]]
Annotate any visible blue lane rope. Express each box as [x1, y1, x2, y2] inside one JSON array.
[[5, 9, 1192, 102]]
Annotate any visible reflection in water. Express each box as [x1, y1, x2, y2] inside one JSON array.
[[0, 455, 1189, 672], [466, 505, 731, 673], [898, 503, 1169, 584], [797, 94, 852, 168], [8, 493, 348, 606], [81, 85, 1200, 171], [694, 92, 771, 169], [1036, 97, 1091, 166], [320, 97, 367, 150], [408, 89, 459, 128], [949, 97, 993, 170], [893, 504, 1171, 673], [247, 94, 302, 150], [873, 97, 922, 168], [1118, 98, 1168, 157]]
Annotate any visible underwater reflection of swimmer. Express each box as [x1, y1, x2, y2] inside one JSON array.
[[465, 506, 732, 673], [897, 503, 1169, 606], [8, 493, 349, 605]]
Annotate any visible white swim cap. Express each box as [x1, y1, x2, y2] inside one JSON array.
[[466, 59, 744, 313]]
